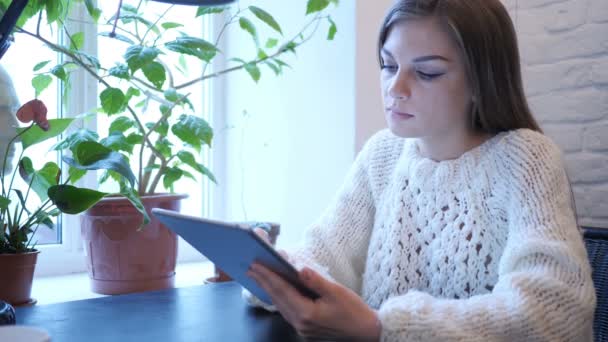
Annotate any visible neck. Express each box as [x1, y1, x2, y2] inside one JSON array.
[[417, 130, 492, 161]]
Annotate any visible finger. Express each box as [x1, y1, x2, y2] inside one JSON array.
[[248, 265, 301, 323], [253, 227, 271, 244], [252, 263, 314, 310], [299, 267, 335, 298]]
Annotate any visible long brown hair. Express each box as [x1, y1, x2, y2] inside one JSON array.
[[378, 0, 541, 134]]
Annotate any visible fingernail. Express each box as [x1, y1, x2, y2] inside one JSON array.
[[301, 268, 310, 281]]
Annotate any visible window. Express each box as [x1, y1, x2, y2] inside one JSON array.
[[3, 2, 215, 276]]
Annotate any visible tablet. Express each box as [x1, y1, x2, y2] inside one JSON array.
[[151, 208, 319, 304]]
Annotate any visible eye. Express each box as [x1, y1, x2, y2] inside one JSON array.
[[381, 64, 398, 72], [416, 70, 444, 81]]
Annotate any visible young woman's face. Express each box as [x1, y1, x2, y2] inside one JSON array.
[[380, 18, 473, 140]]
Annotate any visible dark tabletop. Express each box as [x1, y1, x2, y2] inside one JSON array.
[[16, 282, 303, 342]]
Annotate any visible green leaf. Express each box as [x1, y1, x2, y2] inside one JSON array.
[[108, 64, 131, 80], [239, 17, 258, 46], [196, 6, 227, 17], [45, 0, 61, 24], [154, 137, 173, 158], [265, 38, 278, 49], [124, 45, 160, 73], [51, 65, 67, 81], [33, 60, 51, 72], [142, 61, 166, 89], [100, 87, 126, 115], [163, 167, 183, 190], [177, 151, 217, 183], [68, 166, 87, 184], [126, 133, 143, 145], [84, 0, 101, 22], [257, 49, 268, 59], [19, 158, 60, 202], [48, 185, 108, 215], [99, 32, 135, 45], [32, 74, 53, 97], [171, 114, 213, 152], [11, 0, 43, 28], [125, 87, 141, 101], [120, 4, 138, 13], [264, 60, 281, 76], [13, 189, 30, 215], [109, 117, 134, 134], [282, 41, 297, 54], [100, 132, 134, 154], [165, 37, 218, 62], [274, 58, 291, 69], [249, 6, 282, 35], [244, 63, 261, 82], [118, 180, 149, 227], [63, 141, 136, 187], [0, 195, 11, 210], [53, 129, 99, 152], [164, 88, 179, 102], [69, 32, 85, 51], [306, 0, 331, 14], [161, 22, 183, 30], [18, 118, 74, 150], [75, 51, 101, 69], [31, 211, 55, 229], [327, 17, 337, 40], [146, 120, 169, 136]]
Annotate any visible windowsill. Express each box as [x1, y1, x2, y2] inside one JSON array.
[[31, 261, 215, 306]]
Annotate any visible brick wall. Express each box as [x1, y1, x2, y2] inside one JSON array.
[[502, 0, 608, 228]]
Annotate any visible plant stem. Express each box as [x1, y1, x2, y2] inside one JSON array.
[[110, 0, 124, 38], [141, 92, 191, 193], [141, 4, 173, 43], [3, 124, 34, 198], [175, 14, 325, 90]]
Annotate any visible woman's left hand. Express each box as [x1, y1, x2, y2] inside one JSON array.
[[247, 263, 381, 341]]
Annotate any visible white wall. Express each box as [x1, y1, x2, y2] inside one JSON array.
[[501, 0, 608, 228], [216, 1, 356, 248], [355, 1, 391, 151]]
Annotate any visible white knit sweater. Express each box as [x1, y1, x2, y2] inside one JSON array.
[[286, 128, 595, 341]]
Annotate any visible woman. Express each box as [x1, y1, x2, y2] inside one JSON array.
[[247, 0, 596, 340]]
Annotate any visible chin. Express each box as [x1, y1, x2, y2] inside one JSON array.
[[386, 120, 421, 139]]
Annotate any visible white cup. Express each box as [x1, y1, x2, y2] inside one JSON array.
[[0, 325, 51, 342]]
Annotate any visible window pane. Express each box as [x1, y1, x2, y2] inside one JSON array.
[[1, 15, 62, 245]]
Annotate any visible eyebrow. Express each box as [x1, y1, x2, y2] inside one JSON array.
[[380, 48, 450, 63]]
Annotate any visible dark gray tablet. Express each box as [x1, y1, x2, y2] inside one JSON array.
[[152, 208, 319, 304]]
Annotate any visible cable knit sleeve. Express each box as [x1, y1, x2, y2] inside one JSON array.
[[377, 130, 596, 341]]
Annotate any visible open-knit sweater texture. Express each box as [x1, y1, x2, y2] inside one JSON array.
[[284, 128, 596, 341]]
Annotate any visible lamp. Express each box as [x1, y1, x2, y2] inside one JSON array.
[[0, 0, 236, 60]]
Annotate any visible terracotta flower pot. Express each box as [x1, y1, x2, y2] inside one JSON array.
[[81, 193, 187, 295], [0, 251, 39, 306]]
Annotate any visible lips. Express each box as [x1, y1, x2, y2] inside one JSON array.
[[388, 109, 414, 119]]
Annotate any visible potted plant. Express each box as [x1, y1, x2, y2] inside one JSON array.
[[0, 93, 144, 304], [3, 0, 339, 294]]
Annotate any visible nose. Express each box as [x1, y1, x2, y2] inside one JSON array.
[[388, 70, 411, 101]]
